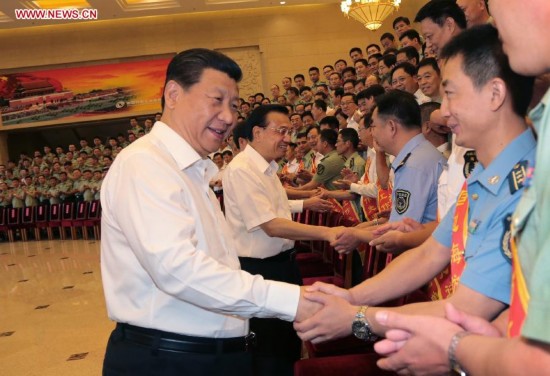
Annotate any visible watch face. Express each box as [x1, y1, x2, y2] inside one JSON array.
[[352, 320, 368, 340]]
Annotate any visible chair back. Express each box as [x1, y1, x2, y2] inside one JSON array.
[[7, 208, 21, 225], [49, 204, 61, 221], [87, 200, 101, 219], [22, 206, 34, 224], [36, 204, 48, 222], [75, 201, 89, 220], [61, 202, 75, 220]]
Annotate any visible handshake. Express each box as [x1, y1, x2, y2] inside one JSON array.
[[293, 282, 359, 344], [326, 217, 426, 255]]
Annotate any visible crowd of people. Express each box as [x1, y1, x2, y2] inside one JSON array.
[[0, 114, 162, 209]]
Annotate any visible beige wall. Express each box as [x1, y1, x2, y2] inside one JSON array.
[[0, 2, 425, 121]]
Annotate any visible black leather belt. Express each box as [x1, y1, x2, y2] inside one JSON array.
[[240, 248, 296, 263], [116, 323, 256, 354]]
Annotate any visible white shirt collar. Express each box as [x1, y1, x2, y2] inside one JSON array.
[[242, 144, 279, 176]]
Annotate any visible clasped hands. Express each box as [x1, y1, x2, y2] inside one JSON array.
[[372, 303, 503, 375], [294, 282, 359, 344], [330, 217, 425, 255], [296, 283, 504, 376]]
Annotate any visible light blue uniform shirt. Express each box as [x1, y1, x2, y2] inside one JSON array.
[[389, 133, 445, 223], [433, 129, 537, 304]]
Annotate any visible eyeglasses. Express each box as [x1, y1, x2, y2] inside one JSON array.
[[392, 76, 409, 86], [265, 126, 292, 136]]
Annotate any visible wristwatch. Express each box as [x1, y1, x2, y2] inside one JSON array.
[[351, 306, 378, 341], [448, 331, 472, 376]]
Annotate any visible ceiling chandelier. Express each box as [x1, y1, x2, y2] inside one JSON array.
[[341, 0, 402, 31]]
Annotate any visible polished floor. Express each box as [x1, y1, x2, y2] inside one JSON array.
[[0, 239, 113, 376]]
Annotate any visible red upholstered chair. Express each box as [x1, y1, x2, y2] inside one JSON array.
[[60, 202, 75, 240], [295, 210, 333, 278], [302, 249, 352, 288], [20, 206, 35, 241], [0, 207, 11, 241], [7, 207, 23, 242], [70, 201, 89, 239], [83, 200, 101, 240], [47, 203, 62, 240], [294, 353, 396, 376], [33, 204, 49, 240]]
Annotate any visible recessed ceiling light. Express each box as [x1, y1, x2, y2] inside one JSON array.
[[280, 1, 286, 4]]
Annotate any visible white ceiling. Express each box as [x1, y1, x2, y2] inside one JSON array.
[[0, 0, 340, 29]]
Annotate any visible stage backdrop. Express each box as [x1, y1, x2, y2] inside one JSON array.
[[0, 56, 172, 127]]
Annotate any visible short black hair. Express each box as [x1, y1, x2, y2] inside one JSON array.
[[314, 91, 328, 100], [357, 85, 386, 101], [245, 104, 289, 141], [398, 46, 420, 65], [375, 90, 421, 130], [414, 0, 467, 30], [381, 54, 397, 69], [313, 99, 327, 112], [341, 92, 357, 104], [419, 101, 441, 125], [380, 32, 395, 42], [232, 121, 248, 150], [300, 86, 312, 94], [339, 128, 359, 149], [342, 66, 357, 76], [306, 125, 320, 137], [440, 24, 534, 117], [366, 44, 381, 53], [319, 116, 339, 130], [162, 48, 242, 109], [391, 62, 417, 81], [301, 111, 314, 120], [335, 59, 347, 67], [349, 47, 363, 56], [355, 58, 369, 68], [399, 29, 421, 43], [343, 79, 357, 88], [392, 16, 410, 28], [319, 129, 338, 148], [287, 87, 299, 96], [309, 66, 320, 73], [417, 57, 440, 75], [368, 53, 383, 63], [294, 74, 305, 81]]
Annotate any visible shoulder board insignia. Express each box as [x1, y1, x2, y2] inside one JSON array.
[[508, 160, 528, 195], [394, 153, 412, 173], [350, 158, 355, 168], [463, 150, 478, 178], [394, 189, 411, 214]]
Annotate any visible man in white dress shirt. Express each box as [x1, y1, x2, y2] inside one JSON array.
[[223, 104, 342, 375], [100, 48, 321, 376]]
